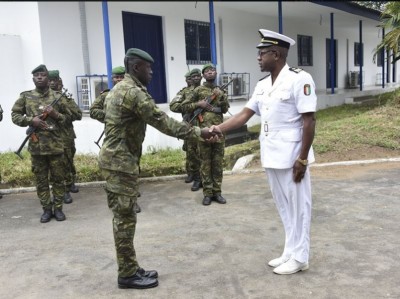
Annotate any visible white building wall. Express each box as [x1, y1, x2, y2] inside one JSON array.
[[0, 1, 395, 154]]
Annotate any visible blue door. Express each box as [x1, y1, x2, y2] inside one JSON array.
[[122, 11, 167, 104]]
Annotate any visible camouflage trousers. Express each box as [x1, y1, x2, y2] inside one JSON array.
[[198, 140, 225, 197], [186, 138, 201, 176], [31, 154, 65, 210], [63, 144, 77, 188], [101, 168, 140, 278]]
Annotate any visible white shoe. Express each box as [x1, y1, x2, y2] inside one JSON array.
[[273, 258, 309, 275], [268, 256, 290, 268]]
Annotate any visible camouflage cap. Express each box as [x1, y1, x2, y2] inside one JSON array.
[[190, 68, 201, 76], [112, 66, 125, 75], [48, 70, 60, 79], [31, 64, 48, 74], [125, 48, 154, 63], [184, 71, 191, 78], [201, 63, 216, 74]]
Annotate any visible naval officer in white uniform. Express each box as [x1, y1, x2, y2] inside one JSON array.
[[209, 29, 317, 275]]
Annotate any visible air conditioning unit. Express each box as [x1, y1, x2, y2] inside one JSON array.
[[220, 74, 234, 95], [78, 75, 108, 110], [232, 77, 243, 96]]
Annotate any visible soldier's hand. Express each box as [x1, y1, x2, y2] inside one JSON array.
[[32, 115, 48, 129], [43, 105, 59, 120], [197, 99, 214, 111], [209, 125, 223, 137], [200, 127, 219, 142]]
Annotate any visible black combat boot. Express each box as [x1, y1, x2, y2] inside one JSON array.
[[191, 173, 202, 191], [135, 202, 141, 213], [185, 174, 194, 183], [40, 208, 53, 223], [118, 271, 158, 289], [53, 209, 66, 221], [202, 196, 212, 206], [64, 192, 73, 204], [69, 183, 79, 193], [213, 194, 226, 204]]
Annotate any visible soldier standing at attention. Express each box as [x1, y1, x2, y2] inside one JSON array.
[[90, 66, 141, 213], [48, 70, 82, 203], [170, 68, 202, 191], [182, 63, 230, 206], [170, 71, 193, 183], [209, 29, 317, 275], [11, 65, 72, 222], [98, 48, 217, 289]]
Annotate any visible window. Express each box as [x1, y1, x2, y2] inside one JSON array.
[[184, 19, 211, 64], [354, 42, 364, 66], [297, 35, 313, 66], [377, 48, 384, 67]]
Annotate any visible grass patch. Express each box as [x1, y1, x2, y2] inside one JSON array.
[[1, 89, 399, 188]]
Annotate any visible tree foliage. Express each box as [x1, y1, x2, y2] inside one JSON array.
[[353, 1, 387, 12], [373, 2, 400, 63]]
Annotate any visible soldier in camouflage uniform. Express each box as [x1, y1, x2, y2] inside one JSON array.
[[170, 71, 193, 182], [90, 66, 141, 213], [0, 104, 2, 199], [98, 48, 217, 289], [182, 63, 230, 206], [89, 66, 125, 122], [170, 69, 202, 190], [48, 70, 82, 203], [11, 64, 72, 222]]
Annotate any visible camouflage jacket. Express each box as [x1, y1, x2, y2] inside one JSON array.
[[11, 88, 72, 155], [89, 89, 109, 123], [181, 82, 230, 128], [59, 96, 82, 147], [98, 74, 201, 174]]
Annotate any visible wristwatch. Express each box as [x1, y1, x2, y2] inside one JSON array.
[[297, 157, 308, 166]]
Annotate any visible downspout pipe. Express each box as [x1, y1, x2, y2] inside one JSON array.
[[382, 28, 385, 88], [330, 13, 334, 94], [79, 2, 90, 75], [102, 1, 113, 89], [359, 20, 363, 91], [209, 0, 217, 65], [278, 1, 283, 33]]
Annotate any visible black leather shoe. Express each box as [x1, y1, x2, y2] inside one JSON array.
[[64, 192, 73, 204], [40, 209, 53, 223], [202, 196, 212, 206], [69, 183, 79, 193], [185, 174, 194, 183], [137, 267, 158, 278], [135, 202, 141, 213], [191, 180, 202, 191], [118, 273, 158, 289], [213, 194, 226, 204], [54, 209, 66, 221]]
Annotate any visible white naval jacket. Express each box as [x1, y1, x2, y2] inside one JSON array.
[[246, 64, 317, 169]]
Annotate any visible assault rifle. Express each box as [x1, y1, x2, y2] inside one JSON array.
[[189, 79, 233, 124], [14, 89, 68, 159], [94, 130, 105, 149]]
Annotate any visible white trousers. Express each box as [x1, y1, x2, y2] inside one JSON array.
[[265, 168, 312, 263]]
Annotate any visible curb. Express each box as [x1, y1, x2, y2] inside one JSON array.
[[1, 157, 400, 195]]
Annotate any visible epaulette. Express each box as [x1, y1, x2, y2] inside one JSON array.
[[100, 89, 110, 95], [20, 90, 32, 95], [259, 74, 271, 81], [289, 67, 303, 73]]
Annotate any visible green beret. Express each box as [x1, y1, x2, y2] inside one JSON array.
[[48, 70, 60, 79], [125, 48, 154, 63], [190, 68, 201, 76], [184, 71, 191, 78], [112, 66, 125, 75], [31, 64, 48, 74], [202, 63, 216, 74]]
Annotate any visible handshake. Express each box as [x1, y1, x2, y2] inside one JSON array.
[[199, 125, 223, 143]]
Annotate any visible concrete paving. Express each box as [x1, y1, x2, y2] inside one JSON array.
[[0, 160, 400, 299]]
